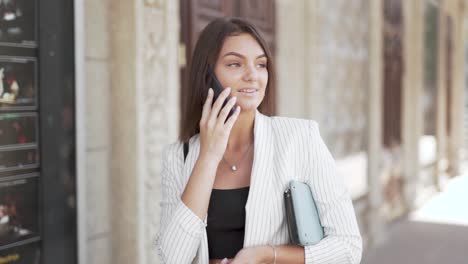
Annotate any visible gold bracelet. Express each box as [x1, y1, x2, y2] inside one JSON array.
[[268, 244, 277, 264]]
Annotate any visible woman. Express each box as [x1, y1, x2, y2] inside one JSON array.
[[156, 18, 362, 264]]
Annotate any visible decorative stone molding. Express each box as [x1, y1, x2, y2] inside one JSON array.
[[142, 4, 168, 264], [145, 0, 164, 8], [140, 1, 179, 263]]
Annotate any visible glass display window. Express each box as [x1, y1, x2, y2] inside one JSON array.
[[0, 0, 37, 47], [0, 174, 39, 248], [0, 241, 41, 264], [0, 148, 38, 173], [0, 113, 38, 148], [0, 57, 37, 111]]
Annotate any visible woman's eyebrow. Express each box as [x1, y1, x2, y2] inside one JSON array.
[[222, 52, 266, 59]]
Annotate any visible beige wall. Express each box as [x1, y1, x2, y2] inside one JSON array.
[[276, 0, 308, 118], [84, 0, 112, 263]]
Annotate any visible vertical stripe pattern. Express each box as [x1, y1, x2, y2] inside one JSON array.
[[156, 110, 362, 263]]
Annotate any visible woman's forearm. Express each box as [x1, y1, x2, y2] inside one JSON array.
[[261, 245, 305, 264], [181, 153, 219, 220]]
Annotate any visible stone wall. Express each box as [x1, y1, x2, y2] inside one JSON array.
[[306, 0, 370, 159], [277, 0, 371, 159], [84, 0, 112, 263]]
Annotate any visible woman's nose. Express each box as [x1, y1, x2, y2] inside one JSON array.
[[243, 64, 258, 82]]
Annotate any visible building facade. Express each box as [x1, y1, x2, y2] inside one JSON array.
[[0, 0, 466, 263]]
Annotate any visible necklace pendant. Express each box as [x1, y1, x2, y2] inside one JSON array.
[[231, 165, 237, 171]]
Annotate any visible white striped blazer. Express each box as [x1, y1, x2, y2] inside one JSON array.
[[156, 110, 362, 264]]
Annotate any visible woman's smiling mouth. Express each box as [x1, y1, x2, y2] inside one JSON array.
[[238, 88, 258, 96]]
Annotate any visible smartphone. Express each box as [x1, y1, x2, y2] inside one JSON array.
[[207, 66, 236, 121]]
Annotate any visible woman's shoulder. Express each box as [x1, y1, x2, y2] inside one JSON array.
[[161, 140, 184, 165], [162, 134, 200, 162], [162, 141, 182, 154], [269, 115, 319, 135]]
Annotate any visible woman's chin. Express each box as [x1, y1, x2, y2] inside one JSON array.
[[236, 97, 263, 111], [237, 102, 260, 113]]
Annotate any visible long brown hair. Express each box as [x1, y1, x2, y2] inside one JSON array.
[[179, 17, 276, 142]]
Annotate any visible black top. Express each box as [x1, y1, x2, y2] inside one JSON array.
[[207, 186, 250, 259]]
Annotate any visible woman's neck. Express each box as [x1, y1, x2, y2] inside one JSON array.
[[226, 110, 255, 151]]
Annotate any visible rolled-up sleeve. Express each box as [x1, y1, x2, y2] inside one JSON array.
[[156, 143, 206, 264], [304, 121, 362, 264]]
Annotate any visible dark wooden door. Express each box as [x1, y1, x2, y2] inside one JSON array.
[[423, 1, 439, 136], [179, 0, 276, 123], [238, 0, 275, 52]]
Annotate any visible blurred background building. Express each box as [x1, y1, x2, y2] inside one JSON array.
[[0, 0, 467, 263]]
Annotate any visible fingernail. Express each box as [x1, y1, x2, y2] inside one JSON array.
[[208, 88, 213, 94], [232, 96, 237, 101], [226, 87, 231, 91]]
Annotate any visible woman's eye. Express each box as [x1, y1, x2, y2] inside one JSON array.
[[257, 63, 267, 68], [227, 63, 241, 67]]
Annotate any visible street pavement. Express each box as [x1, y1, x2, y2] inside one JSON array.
[[362, 173, 468, 264]]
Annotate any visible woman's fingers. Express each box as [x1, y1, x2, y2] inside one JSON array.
[[208, 87, 231, 126], [200, 88, 213, 125], [199, 86, 239, 161], [216, 95, 237, 126], [224, 105, 241, 131]]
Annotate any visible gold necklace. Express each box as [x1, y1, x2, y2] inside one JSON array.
[[222, 143, 253, 172]]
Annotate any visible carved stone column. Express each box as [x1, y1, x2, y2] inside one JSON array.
[[110, 0, 139, 263], [436, 1, 449, 182], [402, 0, 424, 210], [367, 0, 385, 247], [110, 0, 179, 264], [140, 0, 180, 263], [447, 0, 465, 176]]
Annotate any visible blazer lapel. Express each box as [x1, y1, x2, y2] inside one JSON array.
[[244, 110, 275, 246]]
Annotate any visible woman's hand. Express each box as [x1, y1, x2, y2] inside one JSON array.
[[199, 87, 241, 163], [227, 246, 273, 264]]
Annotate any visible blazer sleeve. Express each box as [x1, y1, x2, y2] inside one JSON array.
[[155, 143, 207, 264], [304, 121, 363, 264]]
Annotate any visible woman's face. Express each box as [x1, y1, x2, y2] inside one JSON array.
[[214, 33, 268, 112]]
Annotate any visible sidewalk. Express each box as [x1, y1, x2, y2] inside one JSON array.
[[362, 173, 468, 264]]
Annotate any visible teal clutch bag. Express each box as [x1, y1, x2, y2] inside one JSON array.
[[284, 180, 324, 246]]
